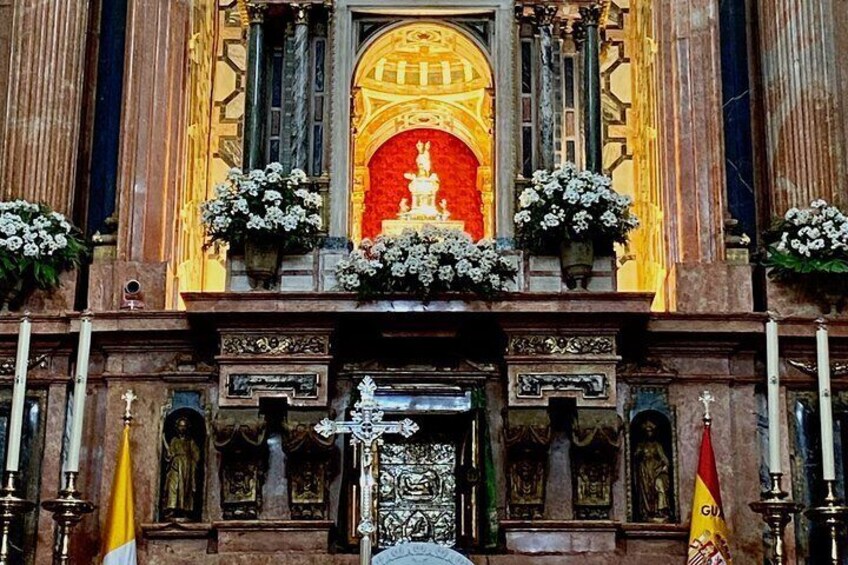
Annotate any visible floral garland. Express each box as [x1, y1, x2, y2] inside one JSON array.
[[0, 200, 86, 296], [335, 227, 516, 300], [201, 164, 322, 252], [514, 164, 639, 253], [765, 199, 848, 278]]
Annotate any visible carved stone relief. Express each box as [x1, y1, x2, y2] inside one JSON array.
[[503, 410, 552, 520], [569, 409, 623, 520], [508, 335, 615, 356], [281, 417, 335, 520], [221, 333, 329, 356], [212, 410, 268, 520]]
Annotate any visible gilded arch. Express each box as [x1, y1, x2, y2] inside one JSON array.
[[350, 22, 495, 243]]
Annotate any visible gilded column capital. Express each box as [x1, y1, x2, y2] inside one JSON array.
[[291, 2, 311, 25], [579, 4, 604, 27], [246, 1, 268, 25], [532, 4, 558, 28], [570, 20, 587, 47]]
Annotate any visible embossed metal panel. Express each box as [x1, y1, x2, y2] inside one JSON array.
[[377, 441, 457, 548]]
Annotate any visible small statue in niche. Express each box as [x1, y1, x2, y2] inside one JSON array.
[[162, 416, 202, 521], [633, 418, 672, 523]]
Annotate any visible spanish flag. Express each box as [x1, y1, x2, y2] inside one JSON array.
[[687, 421, 732, 564], [101, 425, 137, 565]]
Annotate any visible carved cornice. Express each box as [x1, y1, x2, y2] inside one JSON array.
[[788, 359, 848, 378], [0, 354, 48, 376], [221, 333, 329, 356], [508, 335, 614, 356]]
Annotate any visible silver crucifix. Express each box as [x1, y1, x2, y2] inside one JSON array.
[[315, 376, 418, 565]]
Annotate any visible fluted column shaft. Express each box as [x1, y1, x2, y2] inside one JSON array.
[[291, 3, 311, 172], [243, 3, 268, 171], [756, 0, 848, 213], [535, 5, 557, 170], [580, 5, 603, 174], [0, 0, 90, 215]]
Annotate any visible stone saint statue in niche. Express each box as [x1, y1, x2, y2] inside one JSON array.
[[163, 416, 201, 521], [633, 418, 671, 522]]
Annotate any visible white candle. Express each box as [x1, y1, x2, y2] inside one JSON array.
[[816, 319, 836, 482], [6, 314, 31, 472], [766, 316, 781, 474], [65, 313, 93, 474]]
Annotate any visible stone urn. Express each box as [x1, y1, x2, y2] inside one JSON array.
[[559, 240, 594, 290], [244, 240, 280, 289]]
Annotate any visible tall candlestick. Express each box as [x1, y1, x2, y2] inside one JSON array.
[[766, 315, 781, 474], [6, 314, 31, 473], [64, 313, 92, 474], [816, 318, 836, 482]]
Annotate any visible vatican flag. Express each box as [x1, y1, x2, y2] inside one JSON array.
[[101, 425, 137, 565], [686, 420, 732, 565]]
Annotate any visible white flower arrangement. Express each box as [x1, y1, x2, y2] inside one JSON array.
[[514, 163, 639, 252], [335, 227, 516, 300], [201, 164, 322, 252], [766, 199, 848, 277], [0, 200, 86, 299]]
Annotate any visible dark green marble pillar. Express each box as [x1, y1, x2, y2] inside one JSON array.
[[580, 5, 603, 174], [242, 3, 268, 171]]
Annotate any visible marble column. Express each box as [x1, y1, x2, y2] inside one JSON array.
[[0, 0, 90, 215], [243, 2, 268, 171], [116, 0, 190, 264], [535, 4, 557, 171], [756, 0, 848, 213], [291, 3, 311, 172], [654, 0, 726, 264], [580, 5, 603, 174]]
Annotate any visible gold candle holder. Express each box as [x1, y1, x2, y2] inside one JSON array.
[[0, 471, 33, 565], [749, 473, 802, 565], [805, 479, 848, 565], [41, 471, 94, 565]]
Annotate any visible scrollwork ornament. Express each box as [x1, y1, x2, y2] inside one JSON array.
[[222, 334, 328, 356], [509, 335, 614, 356]]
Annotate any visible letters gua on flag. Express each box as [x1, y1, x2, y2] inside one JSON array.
[[687, 397, 732, 565], [101, 424, 137, 565]]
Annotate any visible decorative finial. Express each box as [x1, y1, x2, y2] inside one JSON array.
[[21, 311, 30, 322], [766, 310, 781, 323], [699, 390, 715, 423], [121, 390, 137, 425], [816, 317, 828, 331], [81, 310, 94, 322]]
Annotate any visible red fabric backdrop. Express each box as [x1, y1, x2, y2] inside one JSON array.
[[363, 129, 483, 240]]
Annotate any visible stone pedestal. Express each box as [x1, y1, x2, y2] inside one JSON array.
[[501, 520, 619, 554], [669, 262, 753, 313], [88, 260, 168, 311], [214, 520, 332, 553]]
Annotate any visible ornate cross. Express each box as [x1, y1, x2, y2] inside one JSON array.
[[315, 377, 418, 565], [699, 390, 715, 423], [121, 389, 137, 425]]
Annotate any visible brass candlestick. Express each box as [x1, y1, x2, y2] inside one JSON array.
[[0, 471, 33, 565], [749, 473, 802, 565], [805, 479, 848, 565], [41, 471, 94, 565]]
